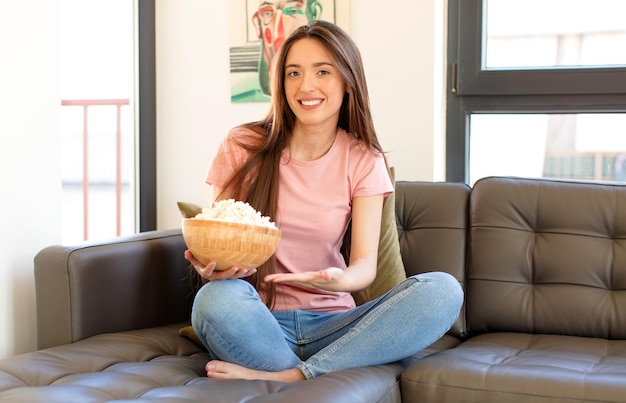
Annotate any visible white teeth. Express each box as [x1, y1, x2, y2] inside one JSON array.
[[301, 100, 321, 106]]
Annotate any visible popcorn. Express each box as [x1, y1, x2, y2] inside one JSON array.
[[194, 199, 277, 229]]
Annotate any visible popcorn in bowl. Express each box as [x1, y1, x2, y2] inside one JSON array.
[[182, 199, 281, 270], [194, 199, 277, 229]]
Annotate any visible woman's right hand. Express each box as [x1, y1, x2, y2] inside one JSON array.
[[184, 250, 257, 281]]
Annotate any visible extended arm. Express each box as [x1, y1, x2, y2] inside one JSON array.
[[265, 193, 384, 292]]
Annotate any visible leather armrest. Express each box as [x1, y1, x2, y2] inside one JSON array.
[[34, 229, 193, 349]]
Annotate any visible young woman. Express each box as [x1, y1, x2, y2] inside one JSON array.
[[185, 20, 463, 383]]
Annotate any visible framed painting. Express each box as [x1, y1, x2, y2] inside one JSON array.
[[228, 0, 351, 103]]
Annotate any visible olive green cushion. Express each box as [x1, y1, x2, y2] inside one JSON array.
[[177, 201, 202, 218]]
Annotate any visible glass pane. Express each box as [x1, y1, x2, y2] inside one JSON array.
[[469, 113, 626, 185], [60, 0, 136, 243], [484, 0, 626, 69]]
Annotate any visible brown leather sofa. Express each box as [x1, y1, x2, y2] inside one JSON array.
[[1, 176, 625, 402]]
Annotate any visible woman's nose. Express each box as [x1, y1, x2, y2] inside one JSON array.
[[300, 72, 317, 92]]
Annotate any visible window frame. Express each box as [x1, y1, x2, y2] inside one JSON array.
[[446, 0, 626, 183], [138, 0, 156, 231]]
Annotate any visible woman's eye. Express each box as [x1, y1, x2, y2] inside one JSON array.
[[318, 69, 330, 76], [287, 71, 300, 78]]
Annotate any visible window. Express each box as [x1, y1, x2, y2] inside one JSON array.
[[59, 0, 155, 242], [484, 0, 626, 69], [446, 0, 626, 184]]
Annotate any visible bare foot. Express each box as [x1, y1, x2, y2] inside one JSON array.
[[205, 360, 306, 383]]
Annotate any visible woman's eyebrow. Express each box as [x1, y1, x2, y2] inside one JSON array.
[[285, 61, 334, 69]]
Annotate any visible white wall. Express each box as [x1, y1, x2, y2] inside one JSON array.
[[155, 0, 447, 229], [0, 0, 62, 358]]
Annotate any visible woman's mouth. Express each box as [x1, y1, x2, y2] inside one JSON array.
[[300, 99, 323, 107]]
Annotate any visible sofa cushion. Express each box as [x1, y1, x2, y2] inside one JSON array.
[[401, 332, 626, 403], [177, 200, 202, 218], [0, 324, 404, 403], [394, 181, 470, 338], [0, 323, 208, 401], [467, 177, 626, 338]]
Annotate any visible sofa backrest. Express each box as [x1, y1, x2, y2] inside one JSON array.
[[467, 176, 626, 339], [395, 181, 471, 338]]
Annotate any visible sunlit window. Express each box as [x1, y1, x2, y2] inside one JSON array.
[[60, 0, 136, 243], [469, 113, 626, 185], [446, 0, 626, 183], [484, 0, 626, 69]]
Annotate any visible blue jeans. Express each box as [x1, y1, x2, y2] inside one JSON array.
[[191, 272, 463, 379]]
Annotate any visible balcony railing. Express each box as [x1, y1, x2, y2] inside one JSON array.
[[61, 98, 130, 241], [543, 151, 626, 182]]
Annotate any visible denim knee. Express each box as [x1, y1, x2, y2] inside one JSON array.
[[192, 280, 258, 323], [412, 271, 464, 321]]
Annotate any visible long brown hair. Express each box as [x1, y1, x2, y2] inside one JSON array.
[[218, 20, 385, 308]]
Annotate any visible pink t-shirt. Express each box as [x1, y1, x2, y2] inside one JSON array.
[[206, 127, 393, 312]]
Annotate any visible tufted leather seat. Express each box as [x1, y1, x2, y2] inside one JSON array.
[[0, 323, 409, 402]]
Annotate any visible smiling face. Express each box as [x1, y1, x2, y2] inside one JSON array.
[[283, 38, 347, 132]]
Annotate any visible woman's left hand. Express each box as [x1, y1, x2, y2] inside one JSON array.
[[264, 267, 345, 291]]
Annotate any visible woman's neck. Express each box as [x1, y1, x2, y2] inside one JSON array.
[[288, 126, 338, 161]]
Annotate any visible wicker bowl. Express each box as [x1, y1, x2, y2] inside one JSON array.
[[182, 218, 282, 271]]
